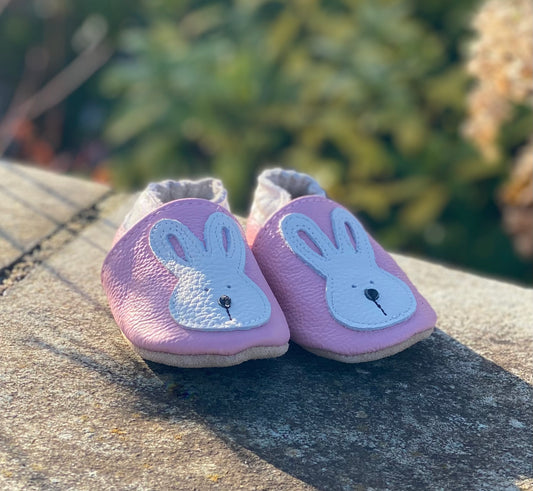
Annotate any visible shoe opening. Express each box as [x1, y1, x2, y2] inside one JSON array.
[[248, 168, 326, 233], [121, 178, 229, 233]]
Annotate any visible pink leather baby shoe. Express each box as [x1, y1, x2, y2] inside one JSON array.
[[247, 169, 437, 363], [102, 178, 289, 368]]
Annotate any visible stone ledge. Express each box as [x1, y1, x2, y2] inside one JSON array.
[[0, 169, 531, 490], [0, 160, 109, 270]]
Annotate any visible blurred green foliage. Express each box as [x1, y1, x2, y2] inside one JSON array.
[[0, 0, 139, 158], [4, 0, 529, 283], [104, 0, 533, 283]]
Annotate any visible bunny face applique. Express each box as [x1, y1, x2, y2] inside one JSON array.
[[149, 212, 271, 331], [281, 207, 417, 330]]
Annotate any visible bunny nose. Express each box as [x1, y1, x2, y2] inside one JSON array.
[[218, 295, 232, 309], [364, 288, 380, 301]]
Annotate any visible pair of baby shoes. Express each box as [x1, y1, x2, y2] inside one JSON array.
[[101, 168, 437, 368]]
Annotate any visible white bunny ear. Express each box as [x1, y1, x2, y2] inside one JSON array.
[[331, 208, 375, 260], [204, 212, 246, 271], [149, 219, 205, 272], [281, 213, 336, 276]]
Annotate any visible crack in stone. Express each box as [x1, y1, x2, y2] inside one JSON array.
[[0, 192, 111, 296]]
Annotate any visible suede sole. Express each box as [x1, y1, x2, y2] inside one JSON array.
[[302, 327, 434, 363], [122, 333, 289, 368]]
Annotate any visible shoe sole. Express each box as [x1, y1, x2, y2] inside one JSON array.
[[122, 333, 289, 368], [302, 327, 434, 363]]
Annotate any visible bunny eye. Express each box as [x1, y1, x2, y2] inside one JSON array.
[[226, 285, 232, 289], [204, 287, 210, 292], [370, 281, 374, 284], [351, 284, 357, 288]]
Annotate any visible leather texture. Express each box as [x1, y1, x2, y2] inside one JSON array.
[[102, 199, 289, 356], [280, 208, 416, 330], [250, 196, 437, 356], [149, 213, 271, 330]]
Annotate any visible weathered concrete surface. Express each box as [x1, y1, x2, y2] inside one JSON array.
[[0, 160, 109, 269], [394, 254, 533, 386], [0, 174, 532, 490]]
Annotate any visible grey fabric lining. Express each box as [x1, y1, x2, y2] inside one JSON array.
[[249, 168, 325, 229], [122, 178, 230, 232]]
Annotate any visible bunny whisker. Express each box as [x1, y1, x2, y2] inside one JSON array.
[[371, 299, 387, 316]]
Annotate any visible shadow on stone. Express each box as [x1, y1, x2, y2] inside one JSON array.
[[145, 330, 533, 490]]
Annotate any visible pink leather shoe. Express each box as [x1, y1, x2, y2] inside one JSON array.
[[247, 169, 436, 363], [102, 179, 289, 368]]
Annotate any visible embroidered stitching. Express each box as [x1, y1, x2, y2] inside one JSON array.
[[149, 211, 271, 330], [280, 204, 416, 330]]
